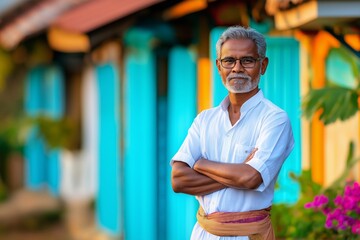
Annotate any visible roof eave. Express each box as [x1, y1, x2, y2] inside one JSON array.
[[273, 1, 360, 31]]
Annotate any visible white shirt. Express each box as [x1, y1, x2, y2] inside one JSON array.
[[171, 90, 295, 240]]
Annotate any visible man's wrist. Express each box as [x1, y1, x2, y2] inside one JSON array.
[[193, 159, 199, 170], [194, 158, 204, 171]]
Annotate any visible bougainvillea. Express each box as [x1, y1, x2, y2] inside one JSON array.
[[305, 182, 360, 237]]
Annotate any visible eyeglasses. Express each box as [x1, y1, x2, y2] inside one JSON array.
[[219, 57, 262, 69]]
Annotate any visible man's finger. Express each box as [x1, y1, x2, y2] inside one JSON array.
[[245, 148, 258, 162]]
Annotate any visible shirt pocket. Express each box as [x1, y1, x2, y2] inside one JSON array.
[[234, 144, 255, 163]]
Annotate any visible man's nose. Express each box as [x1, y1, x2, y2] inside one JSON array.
[[232, 60, 245, 72]]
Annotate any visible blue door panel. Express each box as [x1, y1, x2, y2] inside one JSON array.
[[24, 67, 47, 190], [210, 28, 227, 106], [96, 63, 121, 235], [166, 46, 198, 240], [261, 37, 301, 204], [124, 29, 157, 240]]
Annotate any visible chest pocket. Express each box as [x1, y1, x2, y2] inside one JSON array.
[[234, 144, 255, 163]]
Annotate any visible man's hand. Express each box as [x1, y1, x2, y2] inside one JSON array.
[[245, 148, 258, 162]]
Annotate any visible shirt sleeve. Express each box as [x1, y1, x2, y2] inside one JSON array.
[[170, 113, 203, 168], [246, 111, 295, 192]]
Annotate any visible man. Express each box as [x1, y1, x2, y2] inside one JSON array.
[[170, 26, 295, 240]]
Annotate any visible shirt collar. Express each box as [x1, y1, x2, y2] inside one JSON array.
[[220, 90, 264, 113]]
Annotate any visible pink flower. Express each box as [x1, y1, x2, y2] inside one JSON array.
[[351, 221, 360, 235], [305, 181, 360, 237], [304, 194, 328, 209]]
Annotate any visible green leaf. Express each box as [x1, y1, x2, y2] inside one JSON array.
[[302, 85, 359, 125], [346, 141, 354, 166], [34, 115, 79, 150]]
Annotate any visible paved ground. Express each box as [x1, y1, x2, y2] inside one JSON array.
[[0, 189, 110, 240], [0, 189, 69, 240], [0, 221, 70, 240]]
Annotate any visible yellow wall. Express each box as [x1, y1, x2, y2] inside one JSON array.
[[301, 30, 360, 186]]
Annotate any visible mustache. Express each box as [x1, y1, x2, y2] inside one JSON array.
[[227, 74, 251, 81]]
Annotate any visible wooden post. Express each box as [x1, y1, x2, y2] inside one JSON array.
[[310, 31, 339, 185]]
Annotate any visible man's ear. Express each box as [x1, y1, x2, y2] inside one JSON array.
[[261, 57, 269, 75], [216, 59, 221, 73]]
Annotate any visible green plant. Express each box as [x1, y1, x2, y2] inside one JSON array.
[[298, 50, 360, 238], [0, 178, 6, 202], [0, 114, 78, 201], [305, 181, 360, 239], [33, 115, 79, 150], [272, 170, 334, 239], [0, 117, 28, 202], [304, 142, 360, 239], [0, 117, 28, 155], [272, 142, 359, 239], [302, 85, 359, 125], [302, 45, 360, 125]]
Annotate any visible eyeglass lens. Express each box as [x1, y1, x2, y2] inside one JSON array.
[[221, 57, 258, 69]]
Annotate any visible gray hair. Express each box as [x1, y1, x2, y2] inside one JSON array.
[[216, 26, 267, 59]]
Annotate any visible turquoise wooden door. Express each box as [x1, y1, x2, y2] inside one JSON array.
[[95, 63, 122, 235], [124, 28, 157, 240], [166, 46, 198, 240], [210, 28, 228, 107], [24, 65, 65, 195], [24, 67, 47, 190], [210, 27, 301, 204], [261, 37, 301, 204]]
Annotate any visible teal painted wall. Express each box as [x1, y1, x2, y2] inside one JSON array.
[[261, 37, 301, 204], [326, 47, 359, 88], [166, 46, 198, 240], [24, 65, 65, 194], [95, 63, 122, 235], [24, 67, 47, 190], [157, 95, 167, 239], [210, 28, 228, 106], [124, 28, 157, 240]]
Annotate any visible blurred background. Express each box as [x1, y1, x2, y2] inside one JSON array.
[[0, 0, 359, 239]]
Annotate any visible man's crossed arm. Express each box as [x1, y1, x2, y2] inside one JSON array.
[[171, 148, 262, 196]]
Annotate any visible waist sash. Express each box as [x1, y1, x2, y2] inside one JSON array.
[[196, 206, 275, 240]]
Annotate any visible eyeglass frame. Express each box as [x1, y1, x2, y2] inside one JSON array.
[[218, 56, 263, 69]]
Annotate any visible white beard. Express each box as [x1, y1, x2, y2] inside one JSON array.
[[224, 73, 260, 94]]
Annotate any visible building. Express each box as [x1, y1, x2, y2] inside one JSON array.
[[0, 0, 358, 239]]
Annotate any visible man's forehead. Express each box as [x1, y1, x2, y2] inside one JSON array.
[[221, 39, 257, 54]]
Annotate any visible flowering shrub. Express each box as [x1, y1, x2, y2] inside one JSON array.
[[305, 181, 360, 239], [272, 143, 360, 239]]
